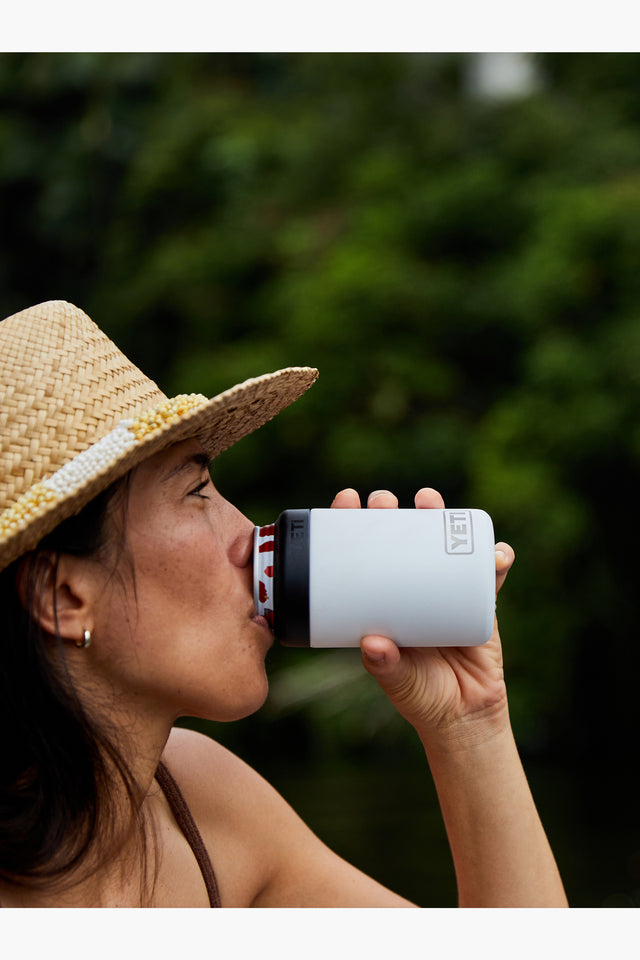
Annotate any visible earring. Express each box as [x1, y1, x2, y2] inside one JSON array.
[[76, 629, 92, 649]]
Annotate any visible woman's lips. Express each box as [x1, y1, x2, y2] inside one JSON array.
[[251, 613, 273, 636]]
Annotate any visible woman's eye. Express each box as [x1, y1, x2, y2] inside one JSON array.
[[189, 479, 211, 499]]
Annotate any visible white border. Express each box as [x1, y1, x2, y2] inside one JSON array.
[[2, 2, 636, 53], [3, 907, 637, 960]]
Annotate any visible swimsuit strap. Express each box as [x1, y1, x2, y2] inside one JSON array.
[[155, 760, 221, 907]]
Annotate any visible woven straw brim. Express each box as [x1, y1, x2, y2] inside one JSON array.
[[0, 301, 318, 572]]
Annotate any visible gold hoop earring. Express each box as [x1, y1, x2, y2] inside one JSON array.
[[76, 629, 92, 649]]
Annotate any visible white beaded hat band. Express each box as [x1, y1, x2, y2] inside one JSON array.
[[0, 300, 318, 573]]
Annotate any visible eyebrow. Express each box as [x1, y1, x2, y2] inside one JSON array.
[[160, 452, 211, 485]]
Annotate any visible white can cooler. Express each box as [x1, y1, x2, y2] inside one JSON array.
[[254, 508, 496, 648]]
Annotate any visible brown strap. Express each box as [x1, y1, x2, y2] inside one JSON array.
[[155, 760, 221, 907]]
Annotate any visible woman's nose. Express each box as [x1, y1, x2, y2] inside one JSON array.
[[226, 506, 256, 569]]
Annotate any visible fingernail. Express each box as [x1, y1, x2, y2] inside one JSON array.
[[364, 650, 386, 664], [369, 490, 391, 499]]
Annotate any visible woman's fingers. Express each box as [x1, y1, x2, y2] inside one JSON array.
[[331, 488, 361, 508], [414, 487, 446, 510], [495, 541, 515, 594], [333, 487, 447, 510], [331, 489, 401, 509], [367, 490, 399, 509]]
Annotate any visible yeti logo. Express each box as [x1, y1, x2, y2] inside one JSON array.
[[444, 510, 474, 554]]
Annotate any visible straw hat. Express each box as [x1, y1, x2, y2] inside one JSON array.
[[0, 300, 318, 573]]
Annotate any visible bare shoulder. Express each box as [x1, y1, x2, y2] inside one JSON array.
[[160, 726, 413, 907], [162, 725, 252, 790], [159, 726, 297, 905], [161, 726, 277, 828]]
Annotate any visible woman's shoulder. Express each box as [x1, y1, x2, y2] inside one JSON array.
[[159, 726, 409, 907], [160, 727, 284, 905], [158, 727, 318, 906], [162, 725, 239, 774], [161, 725, 306, 842], [160, 726, 267, 812]]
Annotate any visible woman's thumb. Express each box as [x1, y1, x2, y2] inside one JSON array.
[[360, 635, 403, 685]]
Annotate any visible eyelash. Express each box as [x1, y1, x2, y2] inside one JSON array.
[[189, 479, 211, 499]]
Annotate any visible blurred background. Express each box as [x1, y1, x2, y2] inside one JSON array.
[[2, 51, 640, 907]]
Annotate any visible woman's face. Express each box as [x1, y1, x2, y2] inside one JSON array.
[[88, 438, 273, 723]]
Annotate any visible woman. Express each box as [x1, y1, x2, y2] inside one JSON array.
[[0, 300, 567, 907]]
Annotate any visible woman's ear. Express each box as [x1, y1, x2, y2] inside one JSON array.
[[16, 552, 97, 643]]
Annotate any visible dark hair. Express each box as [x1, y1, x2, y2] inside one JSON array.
[[0, 475, 152, 897]]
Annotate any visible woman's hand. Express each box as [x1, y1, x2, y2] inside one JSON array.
[[331, 487, 515, 748], [329, 489, 567, 908]]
